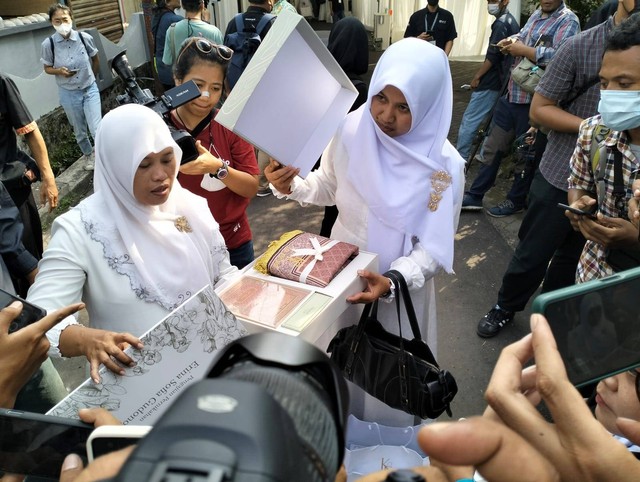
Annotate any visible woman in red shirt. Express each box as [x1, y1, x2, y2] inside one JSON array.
[[170, 38, 259, 268]]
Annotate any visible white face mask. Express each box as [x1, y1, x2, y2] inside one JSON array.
[[598, 90, 640, 132], [487, 3, 501, 16], [54, 22, 72, 36]]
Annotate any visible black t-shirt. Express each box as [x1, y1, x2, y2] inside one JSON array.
[[478, 11, 520, 92], [331, 0, 345, 12], [0, 74, 33, 169], [404, 7, 457, 51]]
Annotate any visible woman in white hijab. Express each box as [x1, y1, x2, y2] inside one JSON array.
[[28, 104, 236, 383], [266, 38, 465, 426]]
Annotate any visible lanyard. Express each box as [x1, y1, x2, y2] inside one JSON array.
[[424, 12, 439, 32]]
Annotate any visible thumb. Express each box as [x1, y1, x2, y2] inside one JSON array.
[[59, 454, 84, 482], [0, 301, 22, 335], [195, 140, 208, 154], [616, 417, 640, 446]]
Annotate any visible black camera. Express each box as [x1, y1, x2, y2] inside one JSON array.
[[110, 332, 349, 482], [110, 51, 201, 164]]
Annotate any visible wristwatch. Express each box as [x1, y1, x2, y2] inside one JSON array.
[[213, 164, 228, 180]]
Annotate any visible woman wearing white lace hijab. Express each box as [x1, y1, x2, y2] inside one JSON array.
[[28, 104, 236, 383]]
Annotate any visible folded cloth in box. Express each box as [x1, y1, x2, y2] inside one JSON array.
[[254, 230, 359, 287]]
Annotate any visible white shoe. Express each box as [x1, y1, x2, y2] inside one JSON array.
[[81, 153, 95, 171]]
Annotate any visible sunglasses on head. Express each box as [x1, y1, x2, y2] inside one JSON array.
[[176, 38, 233, 65]]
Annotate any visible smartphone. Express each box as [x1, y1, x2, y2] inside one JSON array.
[[531, 266, 640, 387], [0, 409, 93, 479], [0, 288, 47, 333], [557, 202, 597, 219], [86, 425, 152, 462], [425, 30, 434, 37]]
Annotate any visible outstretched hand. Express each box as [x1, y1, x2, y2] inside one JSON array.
[[0, 301, 84, 409], [346, 269, 392, 304], [60, 325, 143, 383], [484, 314, 640, 481], [264, 159, 298, 195]]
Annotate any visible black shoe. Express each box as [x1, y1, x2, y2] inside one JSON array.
[[477, 305, 514, 338]]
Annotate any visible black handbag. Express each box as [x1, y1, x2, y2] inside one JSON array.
[[327, 270, 457, 419]]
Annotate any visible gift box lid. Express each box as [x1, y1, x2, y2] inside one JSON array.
[[215, 10, 358, 178]]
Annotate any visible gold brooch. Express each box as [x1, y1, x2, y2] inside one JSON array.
[[174, 216, 192, 233], [428, 170, 452, 212]]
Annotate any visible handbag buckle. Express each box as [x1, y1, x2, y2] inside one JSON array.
[[399, 359, 408, 406]]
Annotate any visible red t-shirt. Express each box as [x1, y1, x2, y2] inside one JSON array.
[[173, 111, 259, 249]]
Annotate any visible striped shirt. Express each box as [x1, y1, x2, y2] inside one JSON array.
[[508, 2, 580, 104], [537, 17, 613, 191], [568, 115, 640, 282]]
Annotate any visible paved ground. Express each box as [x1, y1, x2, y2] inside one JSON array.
[[43, 35, 534, 419]]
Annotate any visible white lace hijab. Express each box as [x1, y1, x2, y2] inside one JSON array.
[[344, 38, 464, 272], [78, 104, 217, 310]]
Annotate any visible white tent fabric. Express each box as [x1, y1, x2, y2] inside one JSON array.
[[351, 0, 522, 60], [216, 0, 523, 60]]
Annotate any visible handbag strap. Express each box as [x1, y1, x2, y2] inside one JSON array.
[[385, 270, 423, 341]]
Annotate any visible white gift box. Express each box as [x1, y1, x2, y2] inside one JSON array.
[[217, 251, 378, 351], [215, 10, 358, 177]]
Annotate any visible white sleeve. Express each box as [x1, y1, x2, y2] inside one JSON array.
[[274, 134, 341, 207], [27, 213, 86, 357], [390, 242, 440, 288]]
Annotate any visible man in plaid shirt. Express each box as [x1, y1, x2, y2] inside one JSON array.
[[462, 0, 579, 217], [568, 14, 640, 283]]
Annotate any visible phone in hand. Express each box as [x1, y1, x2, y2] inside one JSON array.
[[557, 202, 597, 220], [532, 267, 640, 387], [0, 409, 93, 478], [425, 30, 434, 37], [0, 288, 47, 333]]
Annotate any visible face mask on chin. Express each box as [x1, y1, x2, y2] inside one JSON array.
[[427, 0, 438, 6], [598, 90, 640, 132], [487, 3, 501, 15], [54, 23, 72, 36]]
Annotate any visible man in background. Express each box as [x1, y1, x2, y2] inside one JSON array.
[[475, 2, 637, 338], [456, 0, 519, 163], [404, 0, 457, 56], [461, 0, 579, 217], [162, 0, 223, 68], [0, 73, 58, 296]]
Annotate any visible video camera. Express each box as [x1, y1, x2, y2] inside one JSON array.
[[108, 332, 349, 482], [110, 51, 201, 164]]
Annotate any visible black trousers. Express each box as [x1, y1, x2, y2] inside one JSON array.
[[498, 170, 586, 312]]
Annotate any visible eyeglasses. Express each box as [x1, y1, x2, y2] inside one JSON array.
[[627, 368, 640, 402], [176, 38, 233, 65]]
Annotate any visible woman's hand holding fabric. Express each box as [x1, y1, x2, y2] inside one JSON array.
[[59, 325, 143, 383], [346, 269, 391, 304], [264, 159, 299, 195], [178, 140, 225, 176], [484, 313, 640, 482]]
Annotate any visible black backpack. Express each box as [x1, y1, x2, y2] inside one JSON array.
[[224, 13, 274, 90]]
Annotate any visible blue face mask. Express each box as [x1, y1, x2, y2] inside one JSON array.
[[598, 90, 640, 132]]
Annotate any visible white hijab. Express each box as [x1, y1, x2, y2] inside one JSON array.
[[78, 104, 217, 311], [344, 37, 464, 273]]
